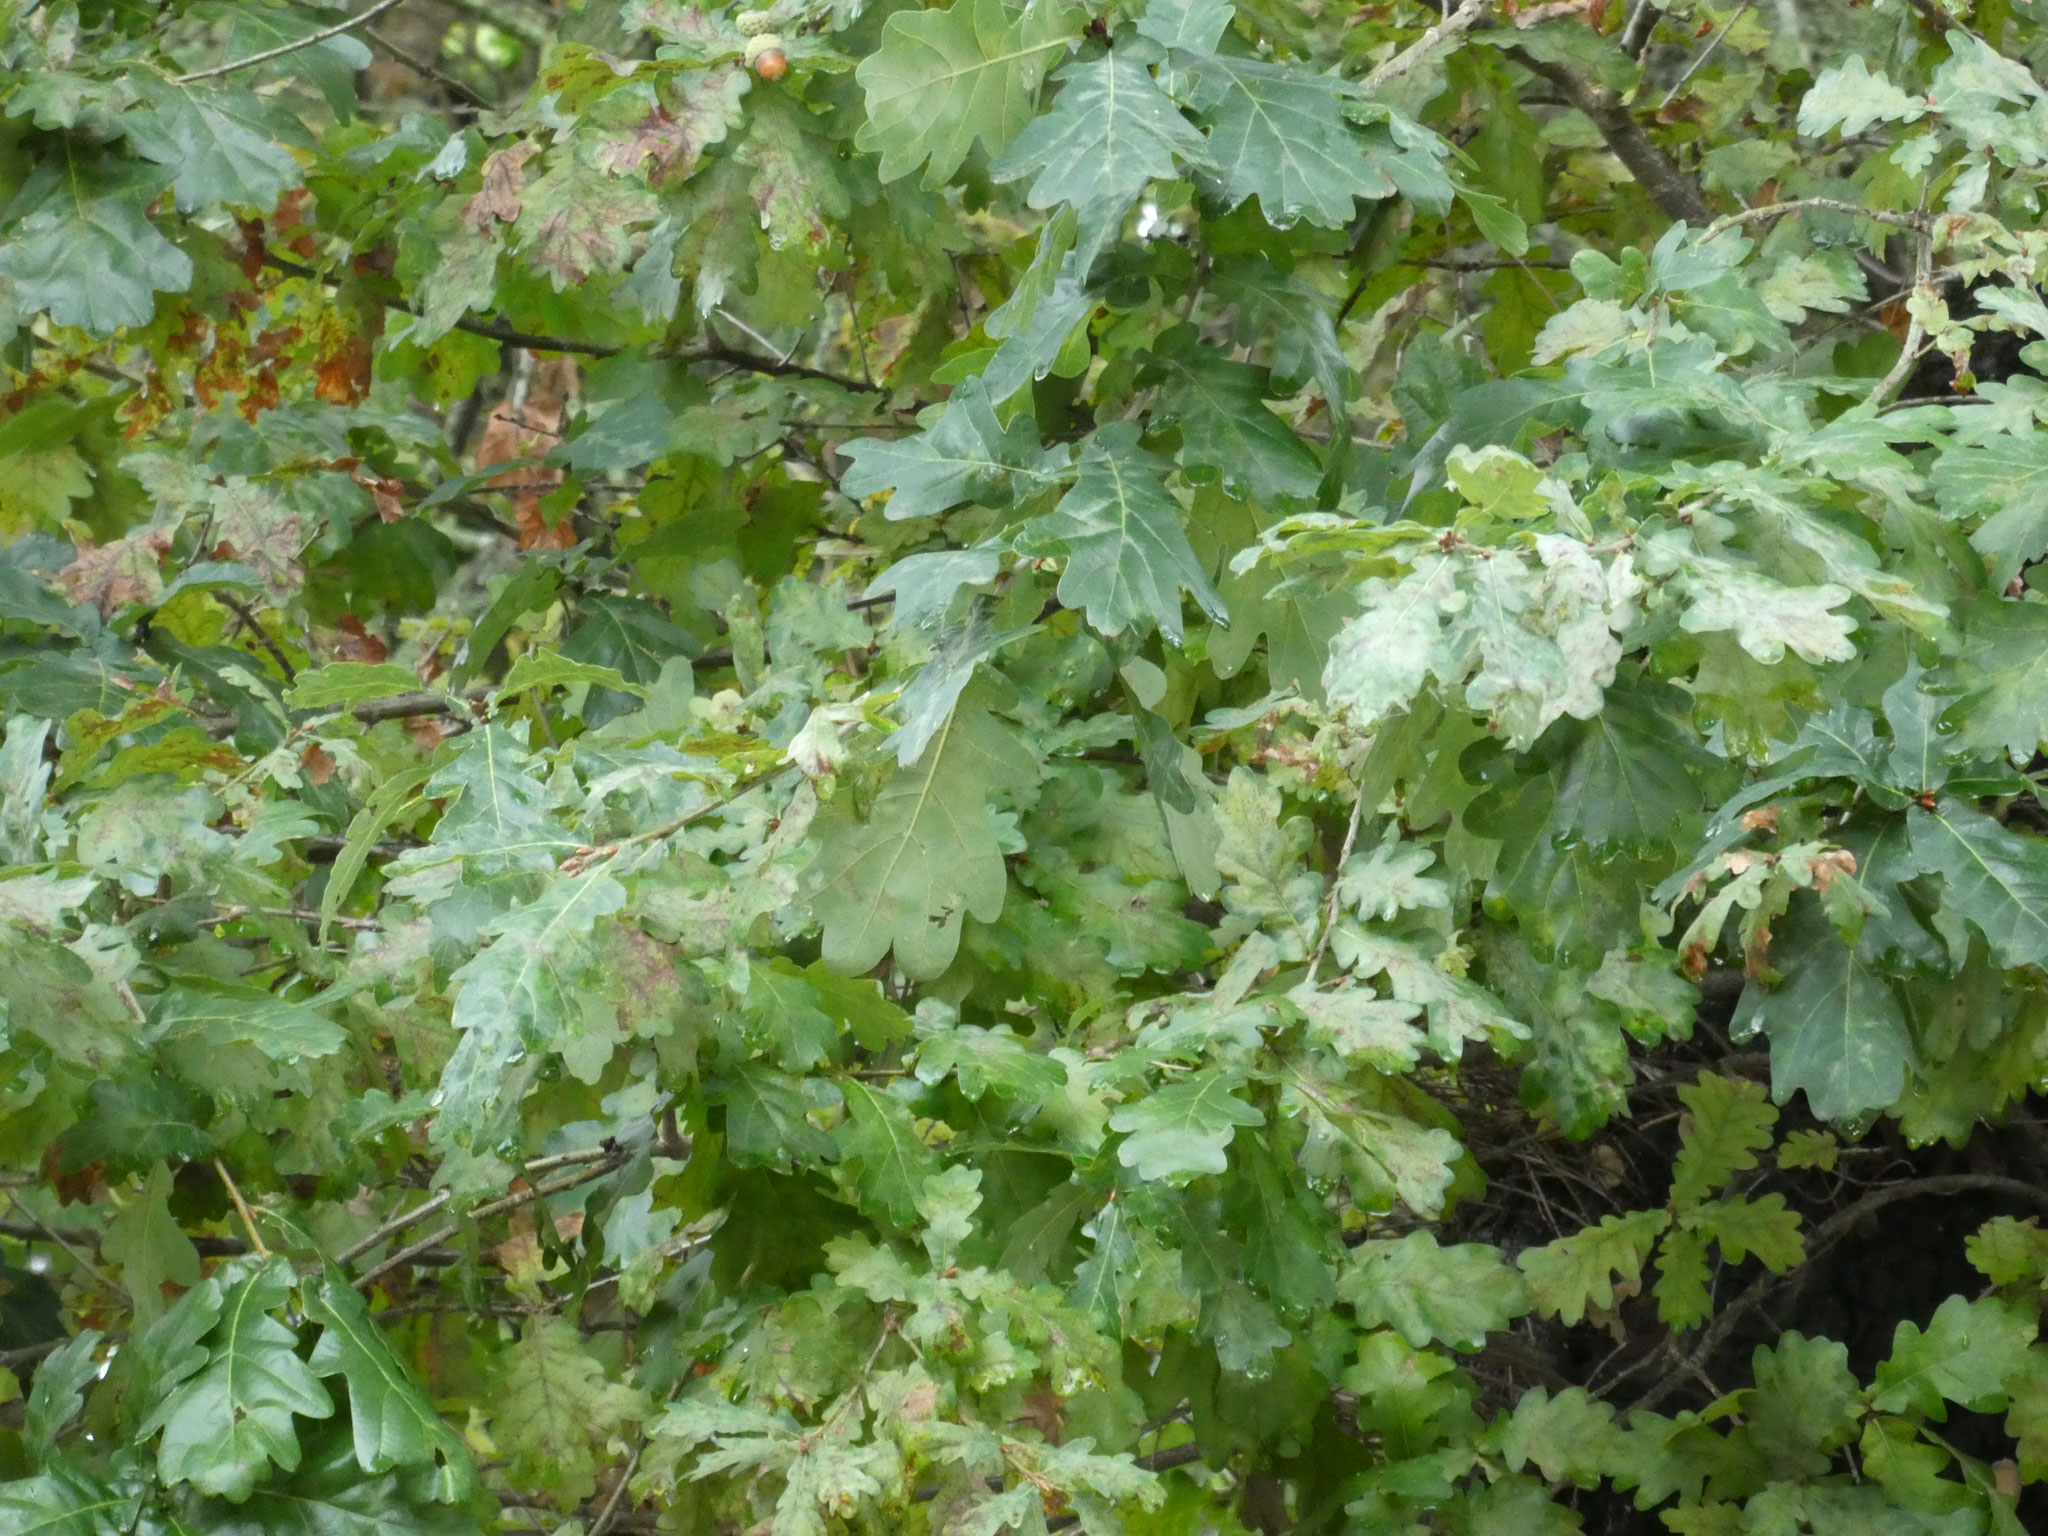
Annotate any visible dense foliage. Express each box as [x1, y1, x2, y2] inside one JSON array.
[[18, 0, 2048, 1531]]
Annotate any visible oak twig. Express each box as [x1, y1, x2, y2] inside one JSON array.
[[1627, 1173, 2048, 1416], [175, 0, 412, 84], [1359, 0, 1492, 93]]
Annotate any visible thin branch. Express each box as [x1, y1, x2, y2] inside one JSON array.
[[0, 1338, 66, 1370], [1699, 198, 1930, 244], [1620, 1, 1661, 58], [174, 0, 412, 84], [334, 1145, 623, 1267], [352, 1147, 632, 1290], [440, 0, 553, 50], [3, 1190, 124, 1300], [589, 1444, 645, 1536], [1403, 255, 1572, 271], [1867, 232, 1934, 409], [1305, 789, 1368, 980], [1657, 0, 1748, 110], [352, 690, 471, 724], [558, 764, 791, 876], [363, 25, 493, 109], [1506, 47, 1710, 224], [214, 1159, 271, 1258], [1627, 1173, 2048, 1417], [217, 590, 298, 685], [1359, 0, 1492, 93], [259, 253, 890, 393]]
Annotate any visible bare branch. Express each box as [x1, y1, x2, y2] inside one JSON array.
[[1360, 0, 1493, 93], [174, 0, 412, 85]]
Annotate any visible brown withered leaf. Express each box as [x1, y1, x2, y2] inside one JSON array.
[[301, 743, 336, 786], [334, 614, 389, 662], [61, 530, 171, 617], [463, 141, 540, 231]]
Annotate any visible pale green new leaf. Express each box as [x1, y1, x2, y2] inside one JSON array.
[[438, 872, 628, 1146], [146, 984, 345, 1062], [102, 1163, 199, 1330], [1871, 1294, 2036, 1418], [1494, 1386, 1620, 1487], [1339, 1231, 1528, 1350], [1668, 1073, 1776, 1209], [1681, 1193, 1804, 1271], [855, 0, 1083, 188], [494, 1317, 650, 1504], [1518, 1209, 1671, 1327], [1109, 1067, 1264, 1180], [1796, 55, 1929, 137]]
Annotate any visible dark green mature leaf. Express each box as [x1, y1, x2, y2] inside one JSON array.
[[0, 166, 192, 334], [1142, 328, 1322, 501], [0, 1463, 132, 1536], [1018, 421, 1226, 642], [1183, 54, 1381, 228], [23, 1332, 100, 1466], [1735, 896, 1912, 1122], [304, 1270, 477, 1501], [835, 1079, 942, 1226], [993, 52, 1212, 216], [1908, 801, 2048, 970], [840, 379, 1064, 520], [123, 77, 305, 211], [144, 1257, 335, 1501]]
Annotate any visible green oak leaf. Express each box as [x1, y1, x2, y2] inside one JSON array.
[[1339, 1231, 1528, 1350], [144, 1257, 335, 1501], [305, 1269, 478, 1501], [808, 679, 1037, 980], [840, 378, 1065, 520], [1017, 421, 1226, 642], [1871, 1294, 2036, 1419], [1908, 800, 2048, 970], [992, 51, 1213, 216], [1109, 1066, 1264, 1180], [1734, 895, 1911, 1122], [855, 0, 1083, 188], [1517, 1209, 1671, 1327]]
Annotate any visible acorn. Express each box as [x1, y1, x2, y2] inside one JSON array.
[[745, 31, 788, 79], [735, 9, 776, 34]]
